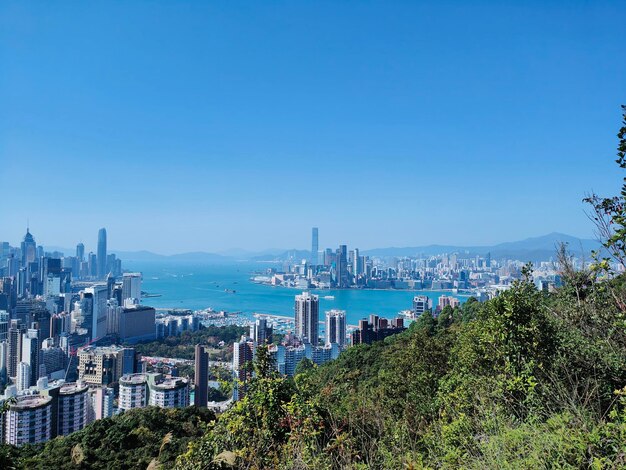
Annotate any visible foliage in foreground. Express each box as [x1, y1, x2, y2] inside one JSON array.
[[3, 406, 215, 470]]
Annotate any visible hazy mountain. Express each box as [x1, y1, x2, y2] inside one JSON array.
[[362, 232, 600, 262], [34, 233, 601, 264]]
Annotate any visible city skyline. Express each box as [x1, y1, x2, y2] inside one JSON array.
[[0, 224, 601, 259], [2, 2, 625, 252]]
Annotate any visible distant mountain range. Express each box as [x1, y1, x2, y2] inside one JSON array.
[[361, 232, 600, 262], [41, 232, 600, 264]]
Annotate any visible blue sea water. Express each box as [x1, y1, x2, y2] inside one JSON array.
[[125, 261, 468, 326]]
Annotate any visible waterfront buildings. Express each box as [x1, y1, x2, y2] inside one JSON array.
[[117, 305, 156, 343], [122, 272, 142, 303], [294, 291, 319, 345], [156, 311, 199, 339], [325, 309, 346, 347], [437, 295, 460, 311], [413, 295, 431, 317], [311, 227, 319, 265]]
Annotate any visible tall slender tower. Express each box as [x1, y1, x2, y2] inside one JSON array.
[[194, 344, 209, 408], [311, 227, 319, 265], [294, 292, 319, 345], [336, 245, 348, 288], [76, 243, 85, 262], [325, 309, 346, 347], [21, 228, 37, 266], [97, 228, 107, 279]]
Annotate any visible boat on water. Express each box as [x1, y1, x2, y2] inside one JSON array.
[[323, 295, 335, 300]]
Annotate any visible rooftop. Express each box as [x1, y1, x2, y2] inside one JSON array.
[[120, 373, 147, 385], [9, 395, 52, 411]]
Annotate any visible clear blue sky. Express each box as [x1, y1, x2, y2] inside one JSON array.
[[1, 1, 625, 254]]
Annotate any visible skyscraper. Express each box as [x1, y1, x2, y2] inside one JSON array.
[[250, 318, 273, 346], [232, 336, 254, 400], [21, 328, 40, 387], [194, 344, 209, 408], [325, 309, 346, 347], [311, 227, 319, 265], [97, 228, 107, 279], [336, 245, 349, 288], [76, 243, 85, 262], [122, 273, 142, 302], [21, 228, 37, 266], [84, 284, 108, 341], [8, 319, 25, 379], [294, 291, 319, 345]]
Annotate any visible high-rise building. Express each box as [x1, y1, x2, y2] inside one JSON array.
[[232, 336, 254, 400], [97, 228, 107, 279], [336, 245, 349, 288], [86, 386, 114, 422], [118, 373, 189, 411], [194, 344, 209, 408], [57, 382, 89, 436], [325, 310, 346, 347], [0, 310, 8, 342], [0, 340, 8, 383], [20, 228, 37, 266], [437, 295, 460, 311], [352, 248, 360, 276], [311, 227, 319, 265], [270, 342, 341, 377], [84, 284, 108, 340], [351, 317, 405, 345], [250, 318, 273, 346], [16, 362, 31, 391], [21, 328, 40, 387], [8, 320, 25, 379], [122, 273, 142, 302], [413, 295, 430, 317], [294, 291, 319, 345], [119, 373, 148, 411], [76, 243, 85, 263], [77, 345, 136, 385], [118, 305, 156, 343], [148, 374, 189, 408], [88, 253, 97, 278], [3, 395, 52, 446]]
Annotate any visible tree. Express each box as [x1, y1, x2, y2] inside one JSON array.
[[584, 105, 626, 312]]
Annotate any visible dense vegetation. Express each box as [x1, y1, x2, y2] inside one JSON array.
[[2, 406, 215, 470], [131, 325, 247, 361]]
